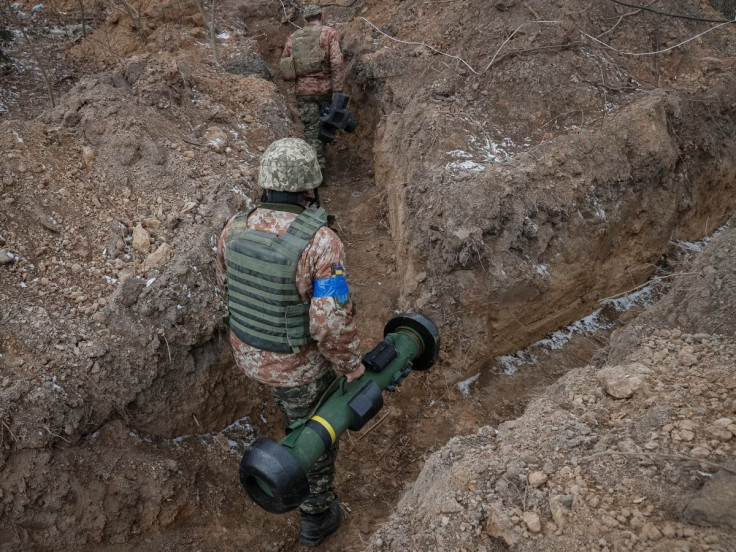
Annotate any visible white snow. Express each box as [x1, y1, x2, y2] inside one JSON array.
[[12, 130, 23, 143], [498, 281, 659, 375], [447, 149, 473, 158], [456, 372, 480, 398], [535, 264, 550, 277], [145, 277, 156, 287], [216, 31, 230, 40], [51, 375, 65, 393], [446, 160, 485, 172]]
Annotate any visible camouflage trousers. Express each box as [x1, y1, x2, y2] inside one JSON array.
[[296, 93, 331, 170], [270, 370, 338, 515]]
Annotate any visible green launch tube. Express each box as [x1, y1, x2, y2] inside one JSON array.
[[239, 312, 440, 513]]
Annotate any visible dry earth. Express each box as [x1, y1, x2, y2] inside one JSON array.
[[1, 0, 735, 550], [370, 223, 736, 552]]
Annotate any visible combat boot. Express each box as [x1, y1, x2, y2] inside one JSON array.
[[299, 502, 342, 547]]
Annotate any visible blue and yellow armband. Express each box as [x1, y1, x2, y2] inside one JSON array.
[[313, 266, 350, 304]]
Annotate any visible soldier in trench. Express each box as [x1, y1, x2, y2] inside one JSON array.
[[279, 4, 345, 182], [216, 137, 365, 546]]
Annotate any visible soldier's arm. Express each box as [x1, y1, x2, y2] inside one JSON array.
[[326, 28, 345, 93], [282, 35, 293, 58], [298, 227, 362, 377]]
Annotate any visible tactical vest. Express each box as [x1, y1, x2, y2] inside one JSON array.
[[292, 25, 330, 77], [224, 206, 327, 354]]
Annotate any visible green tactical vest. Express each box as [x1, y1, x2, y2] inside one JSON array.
[[292, 25, 330, 77], [224, 205, 327, 354]]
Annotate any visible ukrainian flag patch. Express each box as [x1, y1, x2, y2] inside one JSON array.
[[313, 265, 350, 303]]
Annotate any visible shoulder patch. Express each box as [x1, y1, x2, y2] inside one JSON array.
[[313, 265, 349, 303]]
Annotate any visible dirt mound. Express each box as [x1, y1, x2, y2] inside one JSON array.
[[370, 225, 736, 552], [0, 33, 293, 545]]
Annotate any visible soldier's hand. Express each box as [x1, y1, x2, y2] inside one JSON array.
[[345, 363, 366, 383]]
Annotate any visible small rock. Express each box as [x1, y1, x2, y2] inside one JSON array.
[[70, 263, 83, 274], [528, 471, 548, 488], [597, 363, 648, 399], [682, 470, 736, 531], [204, 127, 229, 153], [640, 523, 662, 540], [440, 498, 464, 514], [143, 243, 172, 272], [522, 511, 541, 533], [0, 249, 14, 265], [132, 224, 151, 254], [691, 446, 711, 458], [549, 495, 572, 528], [82, 146, 95, 164], [678, 347, 697, 367]]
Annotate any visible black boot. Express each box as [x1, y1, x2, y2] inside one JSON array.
[[299, 503, 342, 547]]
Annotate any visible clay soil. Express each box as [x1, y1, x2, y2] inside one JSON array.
[[1, 0, 735, 551]]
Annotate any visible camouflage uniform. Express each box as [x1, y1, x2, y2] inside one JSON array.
[[216, 139, 361, 514], [282, 19, 345, 169]]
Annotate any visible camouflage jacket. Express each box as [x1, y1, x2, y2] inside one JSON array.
[[282, 23, 345, 96], [216, 204, 362, 387]]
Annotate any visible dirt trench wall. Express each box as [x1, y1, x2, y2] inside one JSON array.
[[381, 81, 736, 361], [335, 0, 736, 368], [0, 39, 292, 544]]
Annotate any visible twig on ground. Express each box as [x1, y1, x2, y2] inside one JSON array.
[[583, 450, 736, 474], [162, 332, 172, 361], [580, 19, 735, 57], [78, 0, 87, 38], [278, 0, 301, 29], [356, 411, 390, 441], [361, 16, 478, 74], [1, 420, 17, 442], [42, 424, 71, 444], [484, 20, 562, 72], [4, 0, 56, 107]]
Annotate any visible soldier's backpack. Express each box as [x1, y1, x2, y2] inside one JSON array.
[[291, 26, 329, 77]]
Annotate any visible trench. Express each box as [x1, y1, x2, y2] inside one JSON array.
[[103, 33, 734, 552], [2, 1, 736, 550]]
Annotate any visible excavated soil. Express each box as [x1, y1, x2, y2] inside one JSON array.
[[1, 0, 735, 550]]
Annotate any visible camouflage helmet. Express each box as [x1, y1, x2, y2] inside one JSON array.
[[258, 138, 322, 192], [303, 4, 322, 18]]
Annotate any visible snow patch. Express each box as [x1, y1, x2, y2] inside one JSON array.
[[498, 282, 658, 375], [456, 373, 480, 398], [12, 130, 23, 143], [446, 160, 485, 172]]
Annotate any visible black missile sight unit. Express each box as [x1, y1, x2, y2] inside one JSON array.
[[318, 93, 358, 144]]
